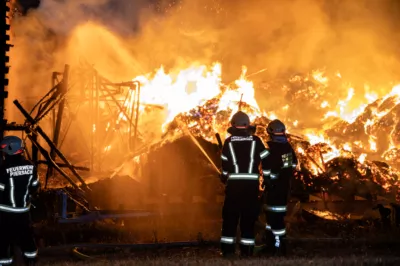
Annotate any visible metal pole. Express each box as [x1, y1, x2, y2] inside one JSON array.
[[61, 191, 67, 219], [52, 66, 69, 158], [46, 65, 69, 188]]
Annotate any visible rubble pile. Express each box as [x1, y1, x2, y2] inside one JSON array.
[[154, 99, 400, 201]]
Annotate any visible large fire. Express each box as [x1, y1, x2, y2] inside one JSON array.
[[130, 63, 260, 132], [100, 62, 400, 194], [124, 62, 399, 154], [47, 59, 399, 198]]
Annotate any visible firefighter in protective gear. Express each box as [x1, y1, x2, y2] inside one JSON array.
[[219, 111, 269, 257], [262, 119, 298, 256], [0, 136, 39, 265]]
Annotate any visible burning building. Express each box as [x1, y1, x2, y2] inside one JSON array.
[[11, 61, 400, 209], [4, 0, 400, 245]]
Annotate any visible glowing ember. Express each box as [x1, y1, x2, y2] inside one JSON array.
[[358, 153, 367, 164]]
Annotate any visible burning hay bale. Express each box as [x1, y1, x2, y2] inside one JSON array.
[[324, 89, 400, 168], [291, 146, 399, 201], [157, 99, 400, 202]]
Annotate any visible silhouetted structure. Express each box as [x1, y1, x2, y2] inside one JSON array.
[[1, 1, 11, 143]]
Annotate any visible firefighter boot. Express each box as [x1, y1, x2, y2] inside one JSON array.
[[273, 235, 287, 257], [220, 243, 235, 258], [258, 230, 275, 256], [239, 244, 254, 257]]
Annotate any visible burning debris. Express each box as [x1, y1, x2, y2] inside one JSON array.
[[325, 88, 400, 168], [10, 61, 400, 216], [110, 102, 400, 206], [168, 116, 400, 201], [7, 61, 400, 249]]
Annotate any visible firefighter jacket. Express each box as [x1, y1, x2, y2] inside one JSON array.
[[262, 140, 298, 209], [0, 155, 39, 213], [220, 130, 269, 196]]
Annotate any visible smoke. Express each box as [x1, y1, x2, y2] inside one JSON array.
[[7, 0, 400, 151], [10, 0, 400, 97]]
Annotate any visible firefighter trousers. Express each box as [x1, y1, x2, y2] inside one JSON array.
[[264, 204, 287, 252], [0, 211, 38, 265], [220, 195, 259, 256]]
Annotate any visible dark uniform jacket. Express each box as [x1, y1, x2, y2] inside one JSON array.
[[0, 155, 39, 213], [220, 129, 269, 197], [262, 140, 298, 208]]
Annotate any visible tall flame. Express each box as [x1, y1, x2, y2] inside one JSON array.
[[102, 62, 400, 190], [130, 63, 261, 132]]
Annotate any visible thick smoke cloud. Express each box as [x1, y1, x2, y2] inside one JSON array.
[[7, 0, 400, 121]]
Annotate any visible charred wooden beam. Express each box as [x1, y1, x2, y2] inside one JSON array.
[[26, 133, 84, 193], [34, 83, 62, 121], [13, 99, 90, 192], [31, 67, 69, 127], [46, 65, 69, 188]]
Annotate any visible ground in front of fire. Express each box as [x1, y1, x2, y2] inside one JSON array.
[[4, 0, 400, 264]]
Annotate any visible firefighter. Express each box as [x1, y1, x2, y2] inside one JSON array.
[[219, 111, 269, 257], [261, 119, 298, 256], [0, 136, 39, 265]]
